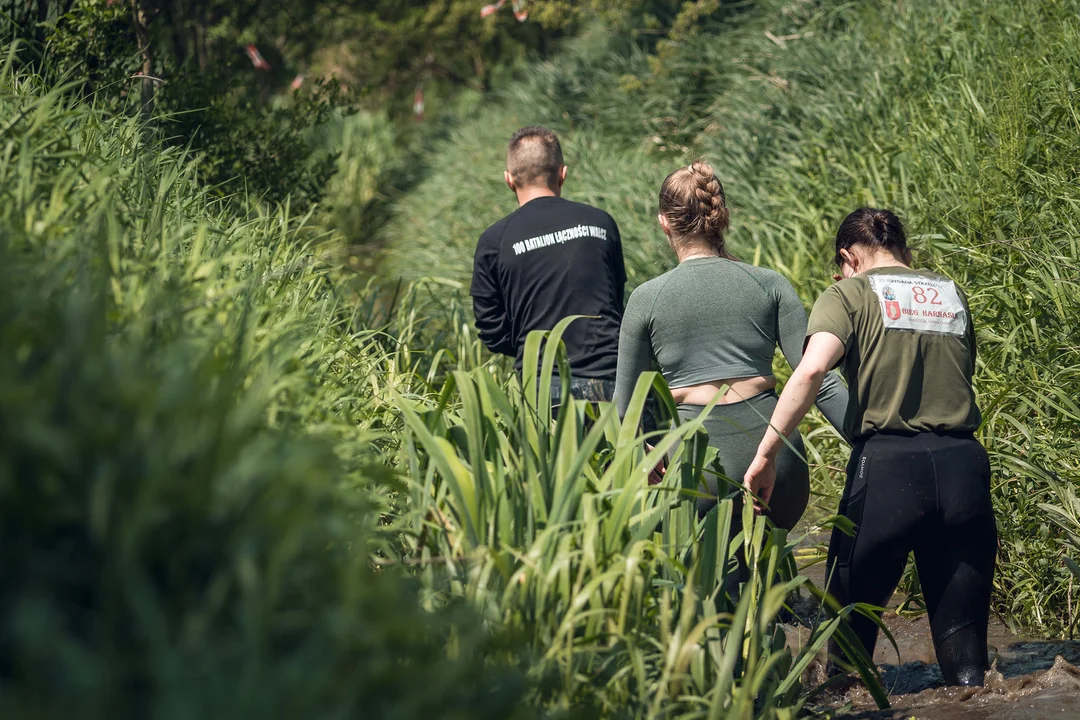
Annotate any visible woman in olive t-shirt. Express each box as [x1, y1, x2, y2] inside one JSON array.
[[744, 208, 997, 688]]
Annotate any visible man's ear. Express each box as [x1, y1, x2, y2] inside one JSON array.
[[504, 170, 516, 192], [558, 165, 568, 187]]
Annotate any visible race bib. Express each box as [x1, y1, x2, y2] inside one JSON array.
[[867, 274, 968, 337]]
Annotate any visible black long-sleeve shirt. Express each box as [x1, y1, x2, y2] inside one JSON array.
[[470, 196, 626, 378]]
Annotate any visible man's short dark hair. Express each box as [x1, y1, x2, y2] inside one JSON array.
[[507, 126, 564, 189]]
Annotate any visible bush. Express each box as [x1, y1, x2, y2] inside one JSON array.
[[0, 57, 533, 719], [394, 326, 887, 716]]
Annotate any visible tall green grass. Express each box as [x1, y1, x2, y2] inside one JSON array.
[[393, 321, 887, 715], [376, 0, 1080, 636], [0, 36, 883, 718], [0, 46, 535, 718]]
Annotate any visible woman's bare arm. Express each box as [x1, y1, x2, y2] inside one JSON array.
[[743, 332, 846, 508]]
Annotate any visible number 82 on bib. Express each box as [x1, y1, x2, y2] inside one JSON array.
[[868, 274, 968, 337]]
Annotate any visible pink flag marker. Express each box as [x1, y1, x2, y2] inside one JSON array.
[[480, 0, 506, 17], [244, 44, 270, 71]]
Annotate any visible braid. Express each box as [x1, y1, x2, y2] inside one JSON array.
[[660, 160, 732, 258]]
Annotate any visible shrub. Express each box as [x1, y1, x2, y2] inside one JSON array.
[[0, 57, 533, 719]]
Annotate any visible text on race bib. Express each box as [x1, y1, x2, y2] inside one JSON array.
[[867, 274, 968, 337]]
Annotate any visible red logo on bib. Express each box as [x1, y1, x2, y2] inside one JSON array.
[[885, 301, 901, 320]]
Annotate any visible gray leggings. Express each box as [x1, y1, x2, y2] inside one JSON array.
[[677, 390, 809, 529]]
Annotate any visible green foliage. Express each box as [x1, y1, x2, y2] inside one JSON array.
[[393, 321, 887, 715], [378, 0, 1080, 635], [3, 0, 753, 213], [313, 0, 737, 103], [0, 34, 889, 718], [0, 54, 534, 719], [4, 0, 356, 206], [41, 0, 135, 90], [9, 0, 1080, 714], [315, 110, 404, 249], [1039, 480, 1080, 636], [156, 71, 349, 206]]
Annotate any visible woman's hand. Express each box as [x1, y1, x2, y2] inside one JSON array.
[[743, 454, 775, 512], [645, 443, 666, 485]]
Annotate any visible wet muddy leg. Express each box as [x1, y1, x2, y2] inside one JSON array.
[[914, 520, 996, 686]]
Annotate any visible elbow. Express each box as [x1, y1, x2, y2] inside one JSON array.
[[475, 320, 513, 356], [794, 363, 828, 387], [486, 335, 517, 357]]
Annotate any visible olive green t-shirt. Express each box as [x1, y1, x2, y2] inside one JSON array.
[[806, 266, 980, 440]]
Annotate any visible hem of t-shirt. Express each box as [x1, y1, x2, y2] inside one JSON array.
[[665, 363, 773, 389], [553, 372, 617, 381]]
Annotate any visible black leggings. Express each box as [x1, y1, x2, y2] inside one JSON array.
[[825, 432, 997, 686]]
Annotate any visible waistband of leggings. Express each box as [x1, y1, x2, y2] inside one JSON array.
[[855, 429, 978, 447], [676, 388, 778, 411]]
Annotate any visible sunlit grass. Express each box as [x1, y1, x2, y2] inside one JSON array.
[[376, 0, 1080, 635], [0, 32, 885, 717]]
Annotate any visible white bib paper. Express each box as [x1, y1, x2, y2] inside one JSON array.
[[867, 273, 968, 337]]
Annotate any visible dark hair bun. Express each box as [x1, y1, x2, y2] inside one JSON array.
[[834, 207, 909, 267]]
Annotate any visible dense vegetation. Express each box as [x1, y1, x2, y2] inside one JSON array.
[[5, 0, 736, 207], [0, 35, 875, 720], [380, 0, 1080, 636], [1, 0, 1079, 717]]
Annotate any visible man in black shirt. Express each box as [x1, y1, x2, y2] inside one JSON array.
[[471, 126, 627, 403]]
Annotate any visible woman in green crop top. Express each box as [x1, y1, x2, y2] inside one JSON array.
[[614, 161, 849, 525]]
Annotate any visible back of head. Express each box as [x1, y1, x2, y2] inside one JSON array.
[[658, 160, 733, 258], [834, 207, 911, 265], [507, 126, 564, 190]]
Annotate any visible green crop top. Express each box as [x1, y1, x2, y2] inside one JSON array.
[[614, 257, 849, 434]]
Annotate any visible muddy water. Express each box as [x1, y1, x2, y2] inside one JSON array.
[[783, 532, 1080, 719]]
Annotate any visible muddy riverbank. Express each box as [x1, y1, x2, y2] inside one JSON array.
[[785, 531, 1080, 719]]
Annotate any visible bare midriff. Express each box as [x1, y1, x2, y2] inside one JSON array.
[[670, 375, 777, 406]]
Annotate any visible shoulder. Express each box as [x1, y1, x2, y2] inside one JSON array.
[[627, 274, 664, 302], [912, 267, 965, 289], [740, 263, 794, 291], [562, 198, 619, 227], [739, 262, 784, 282], [828, 275, 871, 298], [479, 213, 512, 243], [721, 261, 793, 302], [911, 267, 953, 280], [811, 278, 866, 315], [625, 270, 675, 313], [475, 213, 514, 255]]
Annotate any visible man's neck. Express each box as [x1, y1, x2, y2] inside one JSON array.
[[515, 185, 559, 207]]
